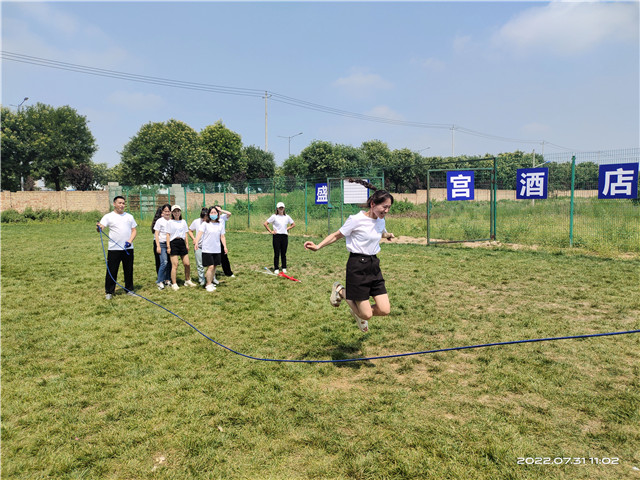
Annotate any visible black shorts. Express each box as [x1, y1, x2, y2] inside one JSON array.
[[345, 253, 387, 301], [169, 238, 189, 256], [202, 252, 221, 267]]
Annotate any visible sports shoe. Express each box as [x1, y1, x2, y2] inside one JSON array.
[[205, 284, 216, 292], [330, 282, 344, 307], [157, 282, 165, 290], [126, 291, 136, 297], [229, 274, 235, 278], [171, 283, 179, 291], [350, 309, 369, 333], [282, 268, 287, 274], [184, 280, 197, 287], [213, 277, 220, 285], [274, 269, 279, 275], [164, 280, 171, 286], [105, 293, 112, 300]]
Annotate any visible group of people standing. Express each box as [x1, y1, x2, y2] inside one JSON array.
[[151, 204, 234, 293], [99, 179, 395, 333]]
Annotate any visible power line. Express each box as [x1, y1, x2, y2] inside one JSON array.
[[2, 50, 574, 150]]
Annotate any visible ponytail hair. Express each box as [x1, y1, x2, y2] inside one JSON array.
[[347, 178, 394, 208]]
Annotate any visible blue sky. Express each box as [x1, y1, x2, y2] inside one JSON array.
[[2, 1, 638, 168]]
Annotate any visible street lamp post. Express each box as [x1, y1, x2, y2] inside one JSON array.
[[278, 132, 303, 157]]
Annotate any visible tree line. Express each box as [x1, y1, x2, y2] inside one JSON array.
[[2, 102, 602, 193]]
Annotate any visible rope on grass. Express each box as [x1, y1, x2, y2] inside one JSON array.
[[99, 230, 640, 363]]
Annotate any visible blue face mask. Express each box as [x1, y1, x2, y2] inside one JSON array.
[[210, 214, 218, 220]]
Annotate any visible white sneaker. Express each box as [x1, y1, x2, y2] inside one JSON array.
[[282, 268, 287, 274], [205, 284, 216, 292], [157, 282, 165, 290], [330, 282, 344, 307], [164, 280, 171, 286], [350, 309, 369, 333], [230, 274, 235, 278], [213, 277, 220, 285], [274, 269, 279, 275], [105, 293, 112, 300], [171, 283, 179, 291], [184, 280, 197, 287]]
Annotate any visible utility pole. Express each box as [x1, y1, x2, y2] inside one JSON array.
[[263, 91, 271, 151], [451, 125, 455, 156]]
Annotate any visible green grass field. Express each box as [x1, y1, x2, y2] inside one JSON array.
[[2, 221, 639, 479]]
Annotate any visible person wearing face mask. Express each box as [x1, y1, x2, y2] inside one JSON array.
[[194, 206, 228, 292], [211, 205, 235, 283], [304, 179, 395, 333], [263, 202, 295, 275], [153, 203, 172, 290]]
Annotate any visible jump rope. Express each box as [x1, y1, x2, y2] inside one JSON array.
[[98, 229, 639, 364]]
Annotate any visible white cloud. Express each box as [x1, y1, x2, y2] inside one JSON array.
[[453, 35, 472, 54], [364, 105, 405, 121], [107, 91, 165, 110], [492, 1, 638, 56], [411, 56, 445, 72], [333, 68, 393, 97]]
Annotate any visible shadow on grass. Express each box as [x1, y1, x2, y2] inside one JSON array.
[[300, 336, 374, 369]]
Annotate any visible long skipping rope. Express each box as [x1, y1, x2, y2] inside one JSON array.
[[98, 229, 639, 364]]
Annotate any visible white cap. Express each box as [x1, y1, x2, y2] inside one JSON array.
[[171, 205, 182, 211], [276, 202, 285, 209]]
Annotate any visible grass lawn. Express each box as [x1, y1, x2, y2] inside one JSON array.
[[1, 221, 639, 479]]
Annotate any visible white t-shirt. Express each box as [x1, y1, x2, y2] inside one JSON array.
[[153, 217, 169, 244], [339, 211, 386, 255], [266, 214, 294, 235], [198, 221, 225, 254], [99, 211, 137, 251], [167, 219, 189, 242], [189, 218, 203, 248], [219, 213, 229, 227]]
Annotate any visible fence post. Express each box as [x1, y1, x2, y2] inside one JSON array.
[[223, 182, 226, 210], [247, 181, 251, 229], [426, 171, 431, 246], [569, 155, 576, 247], [305, 179, 308, 232], [202, 183, 206, 209]]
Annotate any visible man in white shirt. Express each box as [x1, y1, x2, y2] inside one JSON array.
[[96, 196, 138, 299]]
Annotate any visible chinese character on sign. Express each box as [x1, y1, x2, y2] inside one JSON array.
[[516, 168, 548, 199], [447, 171, 474, 201], [598, 163, 639, 199], [315, 183, 328, 204]]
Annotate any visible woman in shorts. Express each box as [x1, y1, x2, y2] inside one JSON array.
[[304, 179, 395, 332], [166, 205, 197, 290], [194, 206, 227, 292]]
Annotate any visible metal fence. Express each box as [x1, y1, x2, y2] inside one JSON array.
[[108, 148, 639, 253]]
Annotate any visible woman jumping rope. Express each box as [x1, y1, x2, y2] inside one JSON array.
[[304, 179, 395, 332]]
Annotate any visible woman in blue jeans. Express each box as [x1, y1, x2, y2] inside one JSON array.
[[153, 203, 172, 290]]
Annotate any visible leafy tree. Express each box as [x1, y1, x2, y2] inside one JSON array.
[[65, 163, 95, 190], [243, 145, 275, 179], [120, 119, 208, 185], [300, 140, 347, 177], [198, 121, 246, 182], [281, 154, 308, 178], [27, 103, 97, 191], [334, 144, 364, 174], [1, 106, 31, 191], [360, 140, 392, 171], [387, 148, 420, 192]]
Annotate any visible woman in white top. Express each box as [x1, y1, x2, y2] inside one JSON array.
[[304, 180, 395, 332], [211, 206, 234, 283], [153, 204, 172, 290], [166, 205, 197, 290], [194, 206, 228, 292], [189, 207, 209, 286], [263, 202, 295, 274]]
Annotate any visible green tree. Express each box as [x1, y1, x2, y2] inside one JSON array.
[[360, 140, 392, 171], [28, 103, 97, 191], [281, 154, 308, 178], [198, 121, 246, 182], [300, 140, 347, 177], [387, 148, 420, 192], [243, 145, 275, 179], [120, 119, 208, 185], [1, 106, 31, 191]]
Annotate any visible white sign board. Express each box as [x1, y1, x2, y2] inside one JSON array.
[[343, 179, 369, 204]]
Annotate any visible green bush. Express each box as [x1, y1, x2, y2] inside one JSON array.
[[0, 209, 105, 223]]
